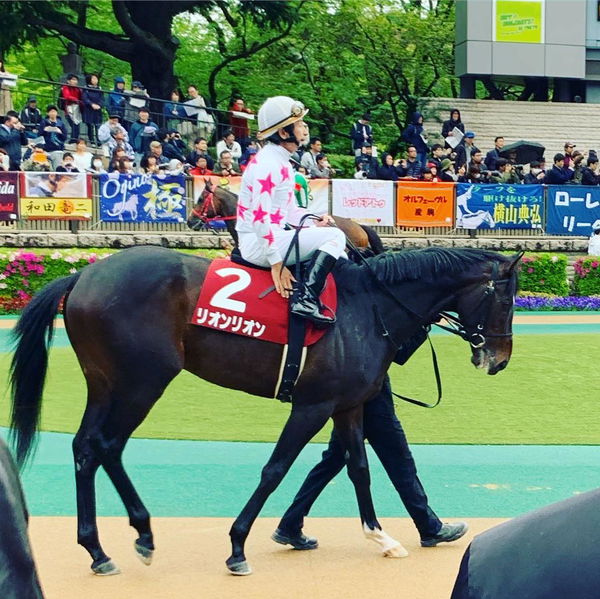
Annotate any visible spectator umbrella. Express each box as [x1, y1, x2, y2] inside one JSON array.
[[499, 140, 545, 165], [450, 487, 600, 599]]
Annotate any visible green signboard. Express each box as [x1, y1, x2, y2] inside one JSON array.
[[495, 0, 544, 44]]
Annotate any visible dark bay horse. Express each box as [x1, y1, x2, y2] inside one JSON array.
[[9, 246, 520, 576], [187, 178, 386, 255], [0, 438, 44, 598]]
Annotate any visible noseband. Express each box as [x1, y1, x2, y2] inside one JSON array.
[[436, 262, 514, 348]]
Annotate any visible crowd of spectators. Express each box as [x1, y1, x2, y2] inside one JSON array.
[[3, 73, 600, 188]]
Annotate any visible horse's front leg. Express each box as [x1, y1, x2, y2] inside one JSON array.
[[333, 406, 408, 558], [226, 403, 332, 575]]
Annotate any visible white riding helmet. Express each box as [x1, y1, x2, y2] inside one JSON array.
[[257, 96, 309, 140]]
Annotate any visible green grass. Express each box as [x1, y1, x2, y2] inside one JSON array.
[[1, 334, 598, 444]]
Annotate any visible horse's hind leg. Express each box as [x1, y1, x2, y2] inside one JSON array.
[[227, 403, 332, 575], [333, 406, 408, 558]]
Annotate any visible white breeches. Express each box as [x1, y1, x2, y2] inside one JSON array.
[[239, 227, 347, 267]]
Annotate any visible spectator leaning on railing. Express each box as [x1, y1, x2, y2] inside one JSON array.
[[186, 137, 214, 170], [216, 150, 241, 177]]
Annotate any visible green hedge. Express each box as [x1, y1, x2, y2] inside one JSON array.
[[516, 253, 569, 296], [572, 257, 600, 296], [328, 154, 356, 178]]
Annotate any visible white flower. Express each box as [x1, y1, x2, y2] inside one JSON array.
[[65, 255, 77, 263], [69, 268, 77, 274], [51, 251, 62, 260], [551, 255, 558, 262], [0, 283, 7, 289], [0, 274, 5, 280]]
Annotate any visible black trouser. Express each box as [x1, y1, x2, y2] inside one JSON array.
[[278, 376, 442, 538], [65, 115, 80, 142]]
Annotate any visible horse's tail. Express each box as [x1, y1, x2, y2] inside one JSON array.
[[9, 272, 82, 467], [361, 224, 386, 255]]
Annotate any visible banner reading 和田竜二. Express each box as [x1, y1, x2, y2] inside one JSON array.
[[331, 179, 394, 226], [0, 171, 19, 221], [100, 173, 187, 222], [546, 185, 600, 235], [455, 183, 543, 230], [396, 181, 454, 227], [20, 172, 92, 220]]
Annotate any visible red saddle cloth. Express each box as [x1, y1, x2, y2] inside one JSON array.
[[191, 258, 336, 346]]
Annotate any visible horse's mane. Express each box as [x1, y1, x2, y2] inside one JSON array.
[[334, 247, 509, 288]]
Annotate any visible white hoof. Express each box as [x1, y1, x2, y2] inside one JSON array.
[[92, 559, 121, 576], [363, 524, 408, 558], [383, 543, 409, 558]]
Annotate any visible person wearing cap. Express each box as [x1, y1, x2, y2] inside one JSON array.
[[454, 131, 479, 170], [350, 112, 374, 156], [148, 140, 169, 166], [39, 105, 67, 169], [19, 96, 42, 138], [236, 95, 346, 325], [563, 142, 576, 169], [439, 157, 456, 182], [108, 76, 127, 121], [166, 158, 184, 175]]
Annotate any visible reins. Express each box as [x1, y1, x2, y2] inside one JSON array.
[[190, 190, 237, 229]]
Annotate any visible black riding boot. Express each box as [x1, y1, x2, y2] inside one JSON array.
[[290, 251, 337, 326]]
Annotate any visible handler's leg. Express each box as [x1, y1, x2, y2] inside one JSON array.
[[364, 376, 467, 545], [273, 429, 346, 549]]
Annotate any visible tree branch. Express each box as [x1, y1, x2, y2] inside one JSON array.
[[29, 14, 133, 61], [112, 0, 167, 56], [216, 1, 239, 28], [204, 14, 228, 56]]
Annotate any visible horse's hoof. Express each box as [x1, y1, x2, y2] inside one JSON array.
[[92, 558, 121, 576], [135, 541, 154, 566], [383, 544, 409, 558], [226, 558, 252, 576]]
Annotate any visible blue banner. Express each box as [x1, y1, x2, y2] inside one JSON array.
[[455, 184, 543, 230], [99, 173, 187, 223], [546, 185, 600, 235]]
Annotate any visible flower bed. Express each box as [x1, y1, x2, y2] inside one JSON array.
[[572, 257, 600, 296], [0, 248, 225, 315], [517, 253, 569, 296], [515, 294, 600, 311]]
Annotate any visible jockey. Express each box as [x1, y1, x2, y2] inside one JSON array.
[[236, 96, 345, 326]]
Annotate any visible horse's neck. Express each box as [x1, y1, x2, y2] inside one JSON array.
[[219, 191, 237, 217]]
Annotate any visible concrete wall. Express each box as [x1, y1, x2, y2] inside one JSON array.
[[456, 0, 587, 79]]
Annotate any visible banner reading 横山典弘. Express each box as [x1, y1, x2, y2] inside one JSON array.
[[396, 182, 454, 227], [455, 183, 543, 230], [546, 185, 600, 235], [0, 172, 19, 221], [331, 179, 394, 226], [20, 172, 92, 219], [100, 173, 187, 222]]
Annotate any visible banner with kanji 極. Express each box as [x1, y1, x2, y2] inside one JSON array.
[[0, 171, 19, 221], [455, 183, 543, 230], [546, 185, 600, 235], [331, 179, 394, 226], [99, 173, 187, 222], [20, 172, 92, 220], [396, 182, 454, 227]]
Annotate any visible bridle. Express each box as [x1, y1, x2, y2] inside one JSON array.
[[435, 261, 515, 349], [189, 187, 237, 229]]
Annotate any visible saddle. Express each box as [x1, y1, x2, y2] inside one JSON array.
[[191, 253, 337, 401]]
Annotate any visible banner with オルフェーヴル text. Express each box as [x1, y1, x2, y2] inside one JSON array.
[[331, 179, 394, 226], [99, 173, 187, 222], [20, 172, 92, 219], [546, 185, 600, 235], [396, 182, 454, 227], [0, 172, 18, 221], [455, 183, 543, 230]]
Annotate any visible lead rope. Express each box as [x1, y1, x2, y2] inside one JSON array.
[[342, 231, 443, 408]]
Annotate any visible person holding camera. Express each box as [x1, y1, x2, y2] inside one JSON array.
[[355, 142, 379, 178], [523, 160, 546, 184], [377, 152, 402, 181], [489, 158, 520, 184], [157, 129, 185, 162], [310, 153, 336, 179], [398, 145, 423, 179]]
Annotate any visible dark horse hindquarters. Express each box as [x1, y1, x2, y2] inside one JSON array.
[[9, 245, 520, 576]]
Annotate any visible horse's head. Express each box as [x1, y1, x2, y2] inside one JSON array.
[[450, 251, 522, 375], [187, 178, 218, 230]]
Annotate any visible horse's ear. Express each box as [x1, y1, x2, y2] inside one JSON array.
[[508, 251, 524, 272]]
